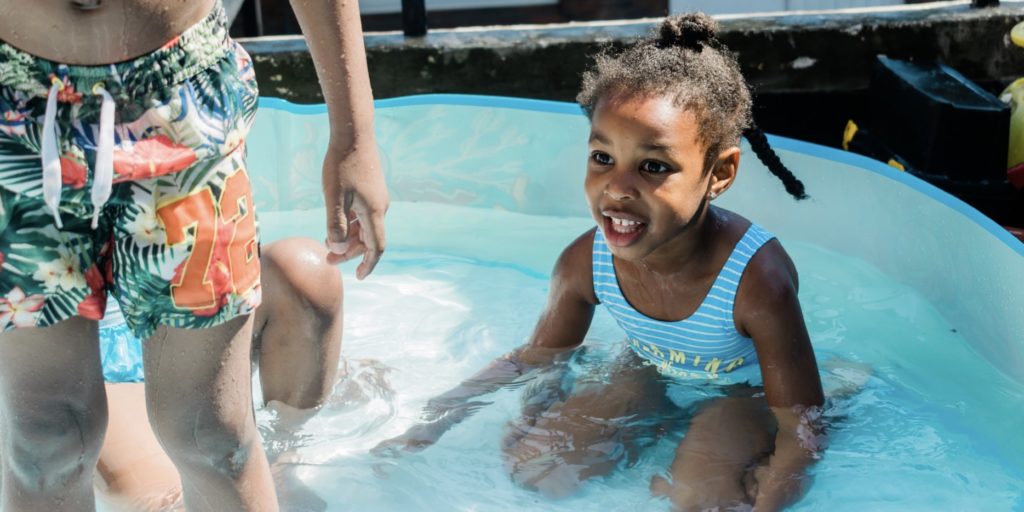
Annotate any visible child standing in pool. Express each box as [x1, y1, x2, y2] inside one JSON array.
[[0, 0, 386, 510], [96, 237, 345, 512], [378, 13, 823, 511]]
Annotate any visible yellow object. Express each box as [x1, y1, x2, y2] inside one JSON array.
[[843, 120, 858, 151], [1005, 21, 1024, 169], [887, 159, 905, 171], [1012, 21, 1024, 48], [1004, 77, 1024, 169]]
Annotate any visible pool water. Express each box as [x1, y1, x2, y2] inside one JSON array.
[[254, 202, 1024, 512]]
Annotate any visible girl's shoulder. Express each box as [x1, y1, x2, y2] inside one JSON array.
[[723, 213, 801, 337], [713, 209, 791, 276], [558, 226, 599, 263], [551, 227, 600, 305]]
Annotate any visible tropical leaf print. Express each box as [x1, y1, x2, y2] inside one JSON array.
[[1, 28, 260, 335]]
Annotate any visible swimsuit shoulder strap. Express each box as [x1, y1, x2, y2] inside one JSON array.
[[592, 228, 616, 305], [704, 223, 777, 302]]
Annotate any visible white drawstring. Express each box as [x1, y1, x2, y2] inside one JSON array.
[[41, 79, 64, 228], [91, 84, 115, 229], [39, 79, 117, 230]]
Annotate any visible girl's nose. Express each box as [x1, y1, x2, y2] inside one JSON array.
[[604, 168, 636, 201]]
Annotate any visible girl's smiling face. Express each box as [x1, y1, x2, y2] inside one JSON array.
[[585, 93, 738, 263]]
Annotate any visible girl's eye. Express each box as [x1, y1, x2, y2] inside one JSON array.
[[591, 151, 613, 165], [640, 160, 672, 174]]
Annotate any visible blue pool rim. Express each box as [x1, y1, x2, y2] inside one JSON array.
[[258, 94, 1024, 257]]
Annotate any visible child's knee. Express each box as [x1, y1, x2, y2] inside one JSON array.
[[146, 385, 255, 476], [502, 436, 586, 499], [148, 409, 258, 479], [4, 402, 106, 488], [262, 237, 343, 317], [650, 473, 749, 512], [512, 457, 588, 499], [501, 418, 625, 498]]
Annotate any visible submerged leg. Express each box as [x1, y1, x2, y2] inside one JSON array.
[[650, 395, 776, 511], [143, 316, 277, 512], [0, 317, 107, 512], [96, 382, 183, 512], [253, 237, 343, 512], [501, 352, 671, 498], [255, 237, 344, 410]]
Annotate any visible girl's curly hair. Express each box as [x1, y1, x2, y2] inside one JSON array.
[[577, 13, 807, 199]]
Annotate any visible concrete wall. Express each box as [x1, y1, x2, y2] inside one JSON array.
[[670, 0, 905, 14], [241, 3, 1024, 103], [240, 2, 1024, 224]]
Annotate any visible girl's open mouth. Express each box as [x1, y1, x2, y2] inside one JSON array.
[[602, 212, 647, 247]]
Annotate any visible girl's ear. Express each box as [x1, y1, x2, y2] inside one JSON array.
[[708, 146, 740, 200]]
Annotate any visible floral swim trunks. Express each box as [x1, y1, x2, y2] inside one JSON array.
[[0, 3, 262, 340]]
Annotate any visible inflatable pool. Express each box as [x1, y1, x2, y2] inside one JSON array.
[[243, 94, 1024, 511]]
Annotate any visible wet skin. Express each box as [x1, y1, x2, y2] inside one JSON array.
[[0, 2, 385, 510], [585, 92, 740, 323], [579, 93, 824, 510], [0, 0, 216, 65], [0, 0, 389, 277], [95, 237, 343, 512], [379, 92, 824, 510]]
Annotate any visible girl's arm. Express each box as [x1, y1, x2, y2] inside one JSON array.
[[373, 230, 600, 455], [737, 241, 825, 512]]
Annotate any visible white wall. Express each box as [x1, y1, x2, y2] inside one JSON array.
[[359, 0, 557, 16], [669, 0, 906, 15]]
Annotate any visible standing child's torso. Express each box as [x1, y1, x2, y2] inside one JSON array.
[[592, 222, 776, 381], [0, 0, 216, 64]]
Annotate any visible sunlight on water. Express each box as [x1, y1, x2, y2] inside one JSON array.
[[249, 202, 1024, 511]]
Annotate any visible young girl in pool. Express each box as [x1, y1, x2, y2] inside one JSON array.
[[377, 13, 824, 511]]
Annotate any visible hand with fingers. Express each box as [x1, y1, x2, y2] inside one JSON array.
[[322, 139, 389, 279], [371, 400, 492, 457]]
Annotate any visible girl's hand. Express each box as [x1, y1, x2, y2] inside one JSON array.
[[322, 140, 388, 279], [371, 401, 492, 457]]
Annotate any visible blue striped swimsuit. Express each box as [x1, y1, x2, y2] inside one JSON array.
[[592, 224, 775, 382]]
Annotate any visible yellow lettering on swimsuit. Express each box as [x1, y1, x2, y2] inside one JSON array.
[[725, 357, 745, 373], [704, 358, 721, 375], [669, 349, 686, 365], [647, 343, 664, 359], [692, 355, 701, 367]]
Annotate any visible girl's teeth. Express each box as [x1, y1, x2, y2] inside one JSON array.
[[609, 216, 643, 232]]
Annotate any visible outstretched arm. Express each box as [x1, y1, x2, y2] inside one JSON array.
[[371, 344, 576, 455], [738, 242, 825, 512], [373, 230, 600, 455], [289, 0, 389, 279]]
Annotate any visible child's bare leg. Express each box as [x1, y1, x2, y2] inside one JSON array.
[[502, 354, 670, 498], [93, 237, 341, 510], [650, 396, 776, 511], [143, 315, 277, 511], [255, 237, 344, 409], [0, 317, 107, 511], [252, 237, 341, 511], [96, 382, 183, 512]]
